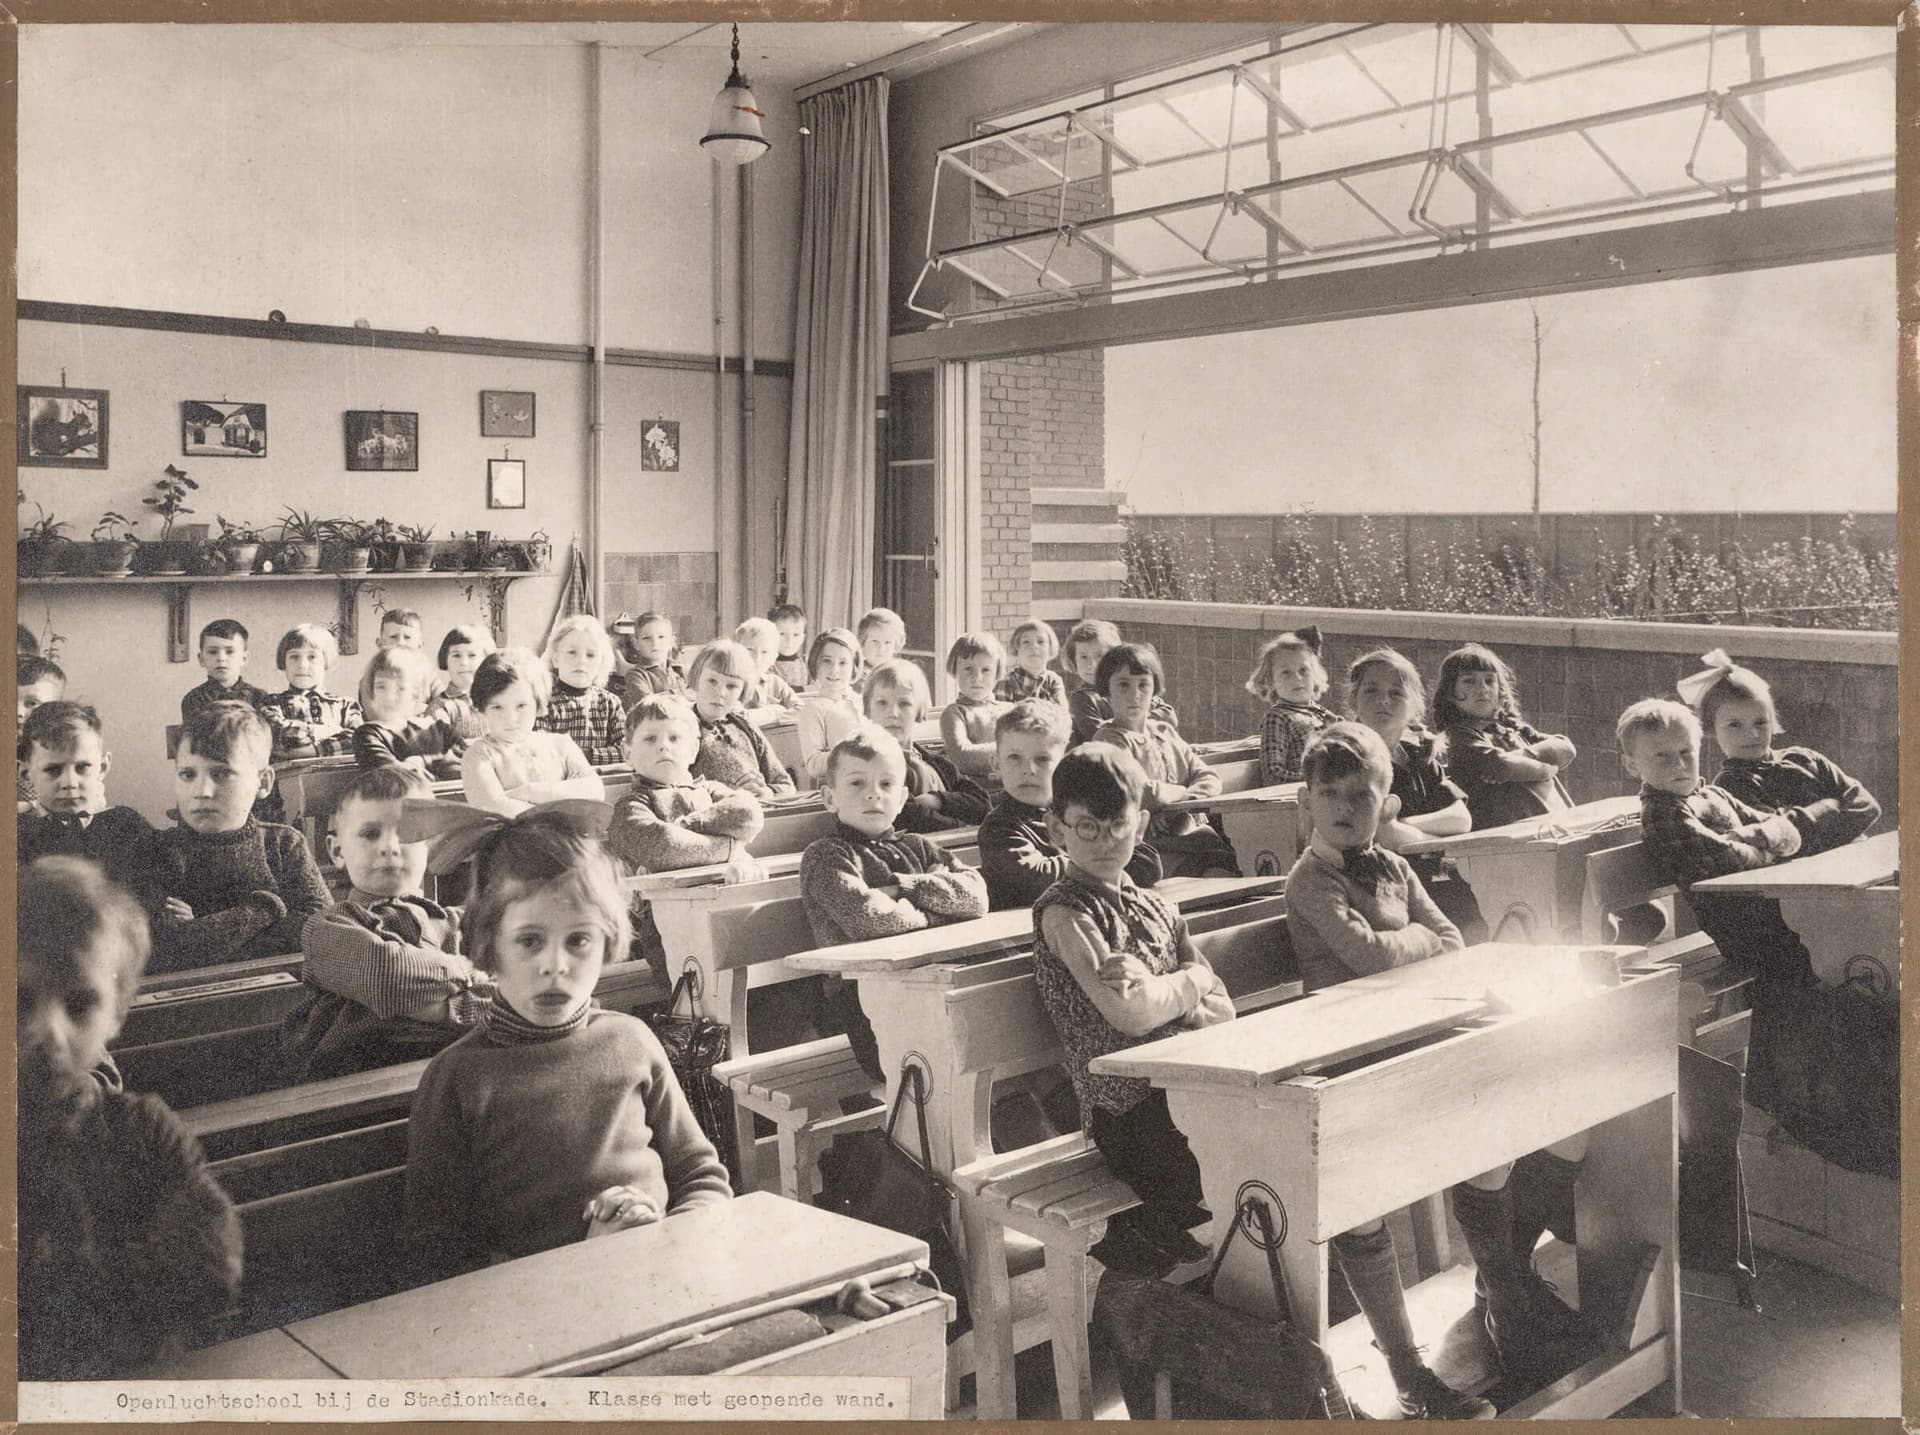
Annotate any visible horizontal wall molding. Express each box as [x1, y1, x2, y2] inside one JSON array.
[[18, 300, 795, 378]]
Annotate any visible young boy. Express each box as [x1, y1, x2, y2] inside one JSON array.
[[1091, 643, 1236, 879], [864, 659, 988, 833], [18, 654, 67, 809], [1283, 724, 1502, 1418], [137, 702, 331, 972], [376, 608, 426, 651], [277, 764, 494, 1082], [18, 857, 242, 1379], [979, 700, 1160, 909], [1030, 744, 1231, 1278], [800, 727, 988, 1080], [17, 702, 156, 898], [768, 603, 811, 690], [854, 607, 908, 687], [618, 612, 687, 706], [609, 693, 767, 982], [353, 645, 461, 775], [180, 619, 270, 722]]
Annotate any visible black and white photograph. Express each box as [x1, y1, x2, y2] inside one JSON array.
[[10, 8, 1902, 1426]]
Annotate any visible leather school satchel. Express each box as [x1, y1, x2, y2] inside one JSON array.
[[646, 969, 744, 1192]]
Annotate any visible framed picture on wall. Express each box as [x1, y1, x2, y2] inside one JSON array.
[[480, 390, 535, 438], [18, 386, 108, 468], [488, 457, 527, 510], [182, 400, 267, 458], [641, 418, 680, 472], [344, 410, 419, 471]]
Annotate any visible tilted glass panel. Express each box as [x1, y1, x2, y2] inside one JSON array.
[[1252, 176, 1404, 250], [1079, 213, 1222, 277], [1154, 201, 1281, 267], [1478, 23, 1637, 79], [1750, 67, 1894, 174], [1463, 130, 1641, 216]]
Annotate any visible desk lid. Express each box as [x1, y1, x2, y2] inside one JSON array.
[[1695, 829, 1897, 894], [1400, 795, 1640, 856]]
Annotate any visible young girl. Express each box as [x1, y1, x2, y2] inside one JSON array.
[[261, 623, 363, 760], [403, 806, 732, 1277], [353, 646, 462, 776], [688, 640, 800, 798], [940, 631, 1007, 780], [540, 615, 626, 768], [1683, 649, 1881, 858], [1346, 648, 1484, 942], [1432, 644, 1574, 831], [426, 623, 493, 744], [795, 628, 863, 784], [1065, 619, 1177, 746], [997, 618, 1067, 705], [1249, 626, 1339, 784], [462, 649, 605, 816], [732, 617, 803, 723], [865, 659, 989, 833]]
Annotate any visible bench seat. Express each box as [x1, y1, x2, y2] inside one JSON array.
[[713, 1035, 886, 1200]]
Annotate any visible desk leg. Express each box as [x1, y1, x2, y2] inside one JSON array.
[[1455, 851, 1563, 943], [1779, 892, 1900, 999], [1220, 807, 1301, 879]]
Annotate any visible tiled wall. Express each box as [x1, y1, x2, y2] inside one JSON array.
[[603, 551, 719, 646]]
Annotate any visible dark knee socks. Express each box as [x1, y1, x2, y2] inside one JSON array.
[[1332, 1224, 1423, 1388]]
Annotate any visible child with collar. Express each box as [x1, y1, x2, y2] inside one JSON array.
[[1249, 625, 1340, 784]]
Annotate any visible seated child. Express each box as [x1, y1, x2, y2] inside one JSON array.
[[17, 857, 243, 1379], [615, 611, 687, 707], [404, 807, 732, 1278], [794, 628, 863, 784], [17, 701, 157, 901], [540, 614, 627, 768], [686, 640, 799, 798], [979, 700, 1160, 910], [180, 618, 271, 722], [1092, 643, 1237, 879], [800, 727, 988, 1080], [260, 623, 363, 760], [353, 645, 462, 775], [277, 764, 493, 1082], [864, 659, 988, 833], [1432, 643, 1574, 831], [1063, 619, 1176, 746], [939, 631, 1007, 780], [138, 702, 331, 973], [18, 653, 67, 809], [733, 616, 803, 722], [854, 606, 908, 690], [1684, 649, 1881, 858], [609, 693, 767, 983], [462, 648, 605, 816], [1251, 625, 1340, 783], [768, 602, 811, 690], [19, 621, 40, 656], [997, 618, 1068, 705], [1345, 648, 1484, 942], [1030, 744, 1231, 1278], [425, 623, 493, 744], [376, 608, 426, 652]]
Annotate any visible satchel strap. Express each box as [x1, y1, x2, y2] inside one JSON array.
[[883, 1062, 935, 1169], [1202, 1194, 1292, 1327], [665, 964, 701, 1020]]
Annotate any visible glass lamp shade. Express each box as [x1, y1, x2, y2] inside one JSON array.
[[701, 79, 771, 164]]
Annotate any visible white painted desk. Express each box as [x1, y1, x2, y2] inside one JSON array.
[[1696, 831, 1898, 996], [1169, 780, 1305, 877], [1401, 795, 1643, 942], [1091, 944, 1681, 1419]]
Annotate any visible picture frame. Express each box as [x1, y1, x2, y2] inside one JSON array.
[[18, 385, 108, 469], [182, 400, 267, 458], [344, 410, 419, 472], [487, 457, 527, 510], [480, 389, 536, 438], [641, 417, 680, 472]]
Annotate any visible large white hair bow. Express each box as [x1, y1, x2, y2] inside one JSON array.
[[1675, 648, 1736, 709]]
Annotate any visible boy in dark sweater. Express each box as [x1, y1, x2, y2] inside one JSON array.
[[864, 659, 989, 834], [799, 727, 988, 1080], [137, 702, 330, 972], [17, 701, 156, 900], [180, 618, 271, 722]]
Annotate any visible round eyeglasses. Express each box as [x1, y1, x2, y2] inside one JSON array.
[[1070, 815, 1136, 843]]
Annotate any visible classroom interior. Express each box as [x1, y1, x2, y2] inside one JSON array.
[[13, 17, 1901, 1420]]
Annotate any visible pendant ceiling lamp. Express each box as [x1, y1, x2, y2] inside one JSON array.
[[700, 24, 771, 165]]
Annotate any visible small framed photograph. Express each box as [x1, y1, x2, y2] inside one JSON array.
[[182, 400, 267, 458], [345, 410, 419, 471], [641, 418, 680, 472], [488, 457, 527, 510], [480, 390, 536, 438], [19, 386, 108, 468]]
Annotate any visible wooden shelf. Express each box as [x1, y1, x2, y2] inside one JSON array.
[[20, 569, 552, 660]]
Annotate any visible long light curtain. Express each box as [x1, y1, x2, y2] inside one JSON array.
[[782, 76, 889, 631]]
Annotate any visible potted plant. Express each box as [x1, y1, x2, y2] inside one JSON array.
[[321, 518, 376, 574], [215, 514, 264, 574], [275, 507, 326, 573], [18, 495, 73, 577], [366, 517, 401, 572], [523, 528, 553, 572], [91, 512, 139, 576], [465, 529, 496, 570], [397, 523, 436, 571], [141, 463, 199, 575]]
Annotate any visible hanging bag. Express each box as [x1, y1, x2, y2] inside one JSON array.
[[646, 968, 744, 1192]]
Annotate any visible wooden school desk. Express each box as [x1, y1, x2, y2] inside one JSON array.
[[1695, 830, 1899, 997], [1090, 943, 1681, 1419], [154, 1193, 951, 1414], [1169, 780, 1305, 876], [1400, 794, 1642, 942]]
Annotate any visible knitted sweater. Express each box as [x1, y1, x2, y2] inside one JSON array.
[[996, 667, 1067, 706], [259, 686, 362, 760], [1260, 698, 1341, 785], [1284, 837, 1462, 994], [138, 819, 331, 972], [404, 1008, 732, 1273], [977, 793, 1162, 911], [898, 742, 991, 834], [771, 652, 810, 691], [1440, 715, 1571, 829], [424, 688, 485, 745], [1069, 688, 1178, 747], [461, 730, 597, 815], [179, 676, 271, 722], [17, 806, 157, 900], [1092, 720, 1220, 840], [1714, 747, 1880, 858], [795, 691, 863, 783], [799, 823, 988, 945], [1638, 781, 1801, 889], [609, 778, 763, 872], [940, 695, 1005, 780], [19, 1087, 243, 1380], [691, 711, 795, 798], [540, 679, 627, 768], [618, 662, 687, 710], [354, 715, 460, 771]]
